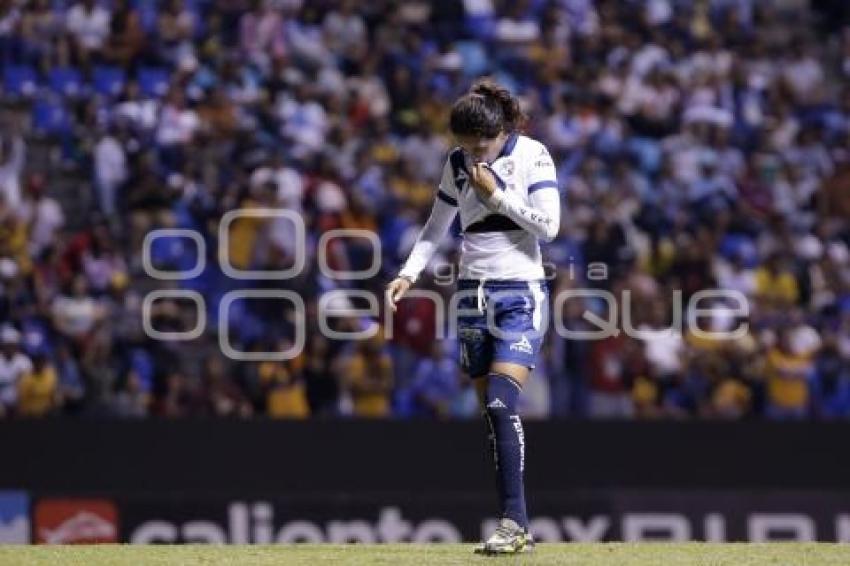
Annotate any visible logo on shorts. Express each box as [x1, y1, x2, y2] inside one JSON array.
[[509, 335, 533, 354], [487, 398, 507, 409]]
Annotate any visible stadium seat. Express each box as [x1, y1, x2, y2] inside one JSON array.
[[138, 67, 170, 98], [3, 65, 38, 97], [32, 99, 71, 135], [92, 66, 127, 97], [48, 67, 84, 98]]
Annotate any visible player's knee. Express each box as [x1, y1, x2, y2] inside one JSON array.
[[484, 372, 521, 417]]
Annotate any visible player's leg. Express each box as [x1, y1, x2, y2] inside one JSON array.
[[476, 284, 547, 554], [473, 376, 503, 528], [457, 296, 514, 550], [475, 362, 532, 554], [457, 298, 495, 467]]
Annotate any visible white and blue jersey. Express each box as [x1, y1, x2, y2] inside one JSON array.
[[398, 132, 560, 375]]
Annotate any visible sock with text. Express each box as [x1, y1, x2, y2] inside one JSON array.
[[483, 372, 527, 529]]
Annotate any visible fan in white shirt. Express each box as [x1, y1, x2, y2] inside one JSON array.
[[0, 328, 32, 414]]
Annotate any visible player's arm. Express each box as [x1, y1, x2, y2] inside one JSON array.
[[470, 159, 560, 242], [386, 169, 459, 310]]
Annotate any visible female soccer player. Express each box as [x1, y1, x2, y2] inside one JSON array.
[[386, 80, 559, 554]]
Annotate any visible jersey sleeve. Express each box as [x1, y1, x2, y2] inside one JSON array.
[[487, 181, 560, 242], [526, 142, 558, 195], [436, 155, 460, 207], [398, 157, 460, 282], [476, 140, 560, 241]]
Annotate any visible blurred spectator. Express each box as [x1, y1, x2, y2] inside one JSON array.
[[0, 327, 31, 418], [66, 0, 111, 65], [107, 0, 146, 67], [302, 334, 339, 417], [55, 343, 85, 413], [587, 333, 638, 418], [17, 351, 59, 417], [51, 275, 105, 343], [94, 127, 128, 216], [812, 337, 850, 419], [253, 347, 310, 418], [397, 341, 464, 419], [0, 127, 24, 208], [240, 0, 287, 72], [157, 0, 195, 66], [112, 370, 150, 418], [764, 329, 814, 419], [201, 355, 253, 418], [340, 330, 393, 418], [755, 253, 799, 307], [17, 174, 64, 259]]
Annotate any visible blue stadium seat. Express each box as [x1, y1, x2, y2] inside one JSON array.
[[92, 66, 126, 97], [48, 67, 84, 98], [138, 67, 170, 97], [32, 99, 71, 135], [3, 65, 38, 97]]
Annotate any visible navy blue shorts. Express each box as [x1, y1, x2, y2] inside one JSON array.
[[456, 279, 549, 378]]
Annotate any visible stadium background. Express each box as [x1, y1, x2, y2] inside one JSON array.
[[0, 0, 849, 546]]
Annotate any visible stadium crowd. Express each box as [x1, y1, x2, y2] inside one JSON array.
[[0, 0, 848, 420]]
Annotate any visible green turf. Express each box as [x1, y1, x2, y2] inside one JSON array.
[[0, 544, 849, 566]]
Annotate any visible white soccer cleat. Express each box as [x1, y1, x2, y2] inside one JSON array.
[[473, 518, 534, 555]]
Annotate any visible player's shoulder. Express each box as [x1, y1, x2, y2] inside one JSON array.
[[446, 145, 464, 159], [512, 136, 554, 175], [514, 134, 550, 157], [445, 145, 468, 174]]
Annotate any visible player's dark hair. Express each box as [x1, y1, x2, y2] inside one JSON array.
[[449, 79, 525, 138]]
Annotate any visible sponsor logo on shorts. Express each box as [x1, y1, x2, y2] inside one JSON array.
[[509, 335, 533, 354], [487, 398, 507, 409]]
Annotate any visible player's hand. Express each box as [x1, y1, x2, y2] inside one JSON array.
[[385, 276, 413, 312], [470, 163, 498, 198], [470, 163, 503, 211]]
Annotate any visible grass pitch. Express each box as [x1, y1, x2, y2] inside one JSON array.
[[0, 543, 848, 565]]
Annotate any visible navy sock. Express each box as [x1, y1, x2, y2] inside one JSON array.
[[484, 372, 527, 529], [482, 409, 505, 513]]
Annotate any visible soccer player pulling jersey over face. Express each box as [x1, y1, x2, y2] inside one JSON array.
[[386, 79, 560, 555]]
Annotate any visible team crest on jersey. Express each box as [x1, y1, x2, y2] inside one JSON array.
[[499, 159, 515, 177]]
